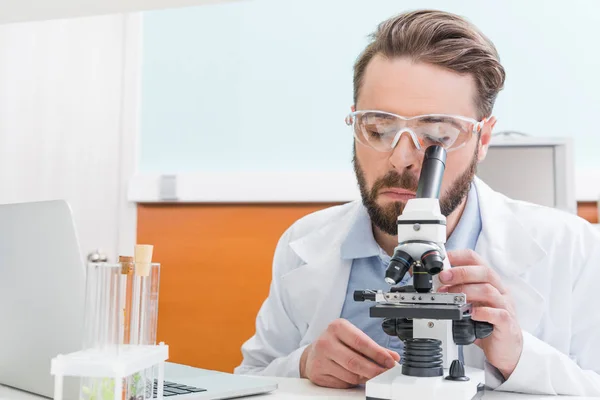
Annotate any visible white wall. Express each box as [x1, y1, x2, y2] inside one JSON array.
[[0, 14, 140, 261], [132, 0, 600, 202]]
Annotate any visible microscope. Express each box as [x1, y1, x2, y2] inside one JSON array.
[[354, 145, 493, 400]]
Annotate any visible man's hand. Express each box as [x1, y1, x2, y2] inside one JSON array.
[[438, 249, 523, 380], [300, 319, 400, 388]]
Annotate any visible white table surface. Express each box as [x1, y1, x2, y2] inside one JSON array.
[[2, 376, 599, 400]]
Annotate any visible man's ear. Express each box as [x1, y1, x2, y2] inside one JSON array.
[[351, 105, 356, 112], [477, 116, 496, 162]]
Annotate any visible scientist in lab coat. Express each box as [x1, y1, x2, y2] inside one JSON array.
[[234, 9, 600, 395]]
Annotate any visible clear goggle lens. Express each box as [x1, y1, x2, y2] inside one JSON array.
[[345, 110, 483, 152]]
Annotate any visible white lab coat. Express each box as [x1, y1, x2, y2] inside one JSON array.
[[234, 178, 600, 396]]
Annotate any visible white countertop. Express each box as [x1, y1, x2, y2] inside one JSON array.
[[2, 376, 599, 400]]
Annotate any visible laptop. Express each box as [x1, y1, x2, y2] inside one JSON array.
[[0, 200, 277, 399]]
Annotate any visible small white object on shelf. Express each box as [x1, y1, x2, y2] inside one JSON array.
[[51, 343, 168, 400]]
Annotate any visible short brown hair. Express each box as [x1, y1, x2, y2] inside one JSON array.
[[353, 9, 506, 119]]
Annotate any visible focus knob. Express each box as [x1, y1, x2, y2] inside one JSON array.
[[353, 290, 376, 302], [474, 321, 494, 339], [445, 359, 469, 381]]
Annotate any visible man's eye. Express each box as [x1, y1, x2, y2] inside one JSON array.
[[367, 130, 385, 139], [424, 134, 452, 145]]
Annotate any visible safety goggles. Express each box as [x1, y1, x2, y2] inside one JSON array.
[[345, 110, 484, 153]]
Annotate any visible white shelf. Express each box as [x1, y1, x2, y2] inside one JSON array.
[[128, 169, 600, 203], [128, 171, 361, 203]]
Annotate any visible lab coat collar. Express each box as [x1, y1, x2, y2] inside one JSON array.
[[289, 202, 362, 265], [473, 177, 546, 333], [473, 177, 547, 278], [287, 203, 360, 340], [290, 177, 547, 277]]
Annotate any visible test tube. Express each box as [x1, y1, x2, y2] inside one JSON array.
[[120, 256, 135, 346], [144, 263, 161, 400], [80, 262, 122, 400], [127, 269, 145, 399], [146, 263, 161, 345], [119, 256, 135, 400], [81, 262, 121, 352], [127, 245, 157, 400], [136, 264, 161, 346]]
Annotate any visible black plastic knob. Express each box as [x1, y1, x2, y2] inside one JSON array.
[[453, 316, 494, 345], [382, 318, 397, 337], [445, 359, 469, 381], [474, 321, 494, 339], [452, 318, 476, 345], [381, 318, 413, 341], [353, 290, 376, 302]]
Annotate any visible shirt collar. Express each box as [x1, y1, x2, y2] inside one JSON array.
[[340, 183, 481, 261], [445, 183, 481, 251]]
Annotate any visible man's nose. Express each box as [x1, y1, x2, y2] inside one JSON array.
[[389, 130, 421, 172]]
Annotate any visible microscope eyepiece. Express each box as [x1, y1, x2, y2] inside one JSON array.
[[385, 249, 414, 285], [416, 145, 447, 199], [421, 250, 444, 275]]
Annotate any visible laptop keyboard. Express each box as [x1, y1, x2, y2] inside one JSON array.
[[153, 380, 207, 397]]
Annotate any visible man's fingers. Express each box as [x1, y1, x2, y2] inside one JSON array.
[[445, 249, 505, 293], [438, 265, 506, 294], [328, 339, 387, 379], [447, 249, 486, 266], [322, 359, 364, 386], [386, 349, 401, 362], [331, 319, 396, 368], [438, 283, 505, 309], [471, 306, 512, 327]]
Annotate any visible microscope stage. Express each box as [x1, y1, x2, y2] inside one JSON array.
[[370, 303, 471, 320]]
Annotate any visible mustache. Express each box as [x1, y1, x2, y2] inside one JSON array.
[[370, 170, 419, 198]]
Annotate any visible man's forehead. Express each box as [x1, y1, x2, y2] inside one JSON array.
[[357, 54, 479, 119]]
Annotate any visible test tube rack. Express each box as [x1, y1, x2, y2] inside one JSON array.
[[51, 343, 169, 400], [51, 246, 166, 400]]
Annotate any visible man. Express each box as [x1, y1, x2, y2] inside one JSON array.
[[234, 9, 600, 395]]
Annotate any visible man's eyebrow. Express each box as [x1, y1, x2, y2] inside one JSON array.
[[369, 112, 396, 120], [419, 115, 463, 130], [362, 113, 397, 125]]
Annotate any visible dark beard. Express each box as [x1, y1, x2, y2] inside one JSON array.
[[353, 146, 479, 235]]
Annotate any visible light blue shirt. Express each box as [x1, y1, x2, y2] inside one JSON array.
[[339, 183, 482, 355]]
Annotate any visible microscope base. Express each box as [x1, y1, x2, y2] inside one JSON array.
[[365, 364, 485, 400]]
